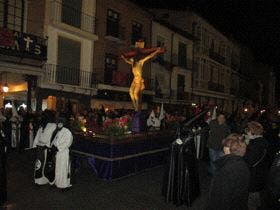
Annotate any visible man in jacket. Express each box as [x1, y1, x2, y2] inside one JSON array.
[[208, 113, 230, 175]]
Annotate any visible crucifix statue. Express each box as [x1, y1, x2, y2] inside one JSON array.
[[121, 40, 165, 112]]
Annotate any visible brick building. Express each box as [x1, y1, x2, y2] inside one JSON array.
[[92, 0, 153, 110]]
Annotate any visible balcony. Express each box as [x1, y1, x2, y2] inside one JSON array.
[[171, 90, 190, 101], [50, 1, 96, 34], [208, 81, 225, 93], [44, 64, 92, 89], [171, 54, 192, 70], [194, 79, 208, 90], [209, 50, 225, 65], [92, 71, 154, 90], [231, 63, 240, 72], [230, 87, 238, 95]]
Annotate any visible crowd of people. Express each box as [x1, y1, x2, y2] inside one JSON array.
[[0, 107, 76, 207], [1, 104, 280, 209], [206, 111, 280, 210]]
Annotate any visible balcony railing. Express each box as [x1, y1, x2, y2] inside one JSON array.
[[194, 79, 208, 90], [230, 87, 238, 95], [171, 54, 192, 69], [92, 71, 154, 90], [170, 90, 190, 101], [209, 50, 225, 65], [44, 64, 92, 88], [231, 63, 240, 72], [50, 1, 96, 34], [208, 81, 225, 93]]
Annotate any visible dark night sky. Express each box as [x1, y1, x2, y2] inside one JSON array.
[[132, 0, 280, 69]]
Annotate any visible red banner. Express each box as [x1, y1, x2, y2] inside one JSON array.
[[0, 27, 15, 47]]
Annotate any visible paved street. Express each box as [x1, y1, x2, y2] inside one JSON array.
[[4, 150, 211, 210]]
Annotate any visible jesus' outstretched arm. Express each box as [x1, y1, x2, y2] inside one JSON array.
[[140, 48, 162, 63], [121, 54, 133, 65]]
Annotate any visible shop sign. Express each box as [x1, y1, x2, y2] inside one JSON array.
[[0, 27, 47, 60]]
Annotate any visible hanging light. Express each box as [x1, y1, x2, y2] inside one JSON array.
[[2, 83, 9, 92], [2, 73, 9, 92]]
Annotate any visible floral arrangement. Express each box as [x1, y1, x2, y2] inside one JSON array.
[[71, 116, 87, 132], [103, 115, 132, 136]]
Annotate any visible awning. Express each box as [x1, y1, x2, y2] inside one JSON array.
[[0, 61, 43, 76]]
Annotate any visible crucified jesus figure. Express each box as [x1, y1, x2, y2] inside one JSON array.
[[121, 40, 163, 112]]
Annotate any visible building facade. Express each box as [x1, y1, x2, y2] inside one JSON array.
[[38, 0, 98, 112], [151, 20, 193, 110], [0, 0, 47, 110], [150, 9, 247, 113]]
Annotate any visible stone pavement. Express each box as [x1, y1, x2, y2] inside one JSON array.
[[4, 150, 211, 210]]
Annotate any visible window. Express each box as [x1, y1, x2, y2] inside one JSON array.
[[177, 74, 185, 100], [210, 65, 213, 82], [0, 0, 24, 31], [0, 1, 4, 27], [61, 0, 82, 28], [131, 21, 142, 44], [178, 42, 187, 68], [156, 35, 165, 61], [104, 54, 118, 84], [57, 37, 81, 86], [200, 59, 207, 80], [219, 44, 225, 57], [106, 9, 119, 38], [157, 35, 165, 47]]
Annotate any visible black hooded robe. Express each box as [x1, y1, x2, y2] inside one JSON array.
[[163, 137, 200, 206], [0, 129, 7, 206]]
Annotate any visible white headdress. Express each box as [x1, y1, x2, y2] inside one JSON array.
[[10, 103, 19, 122]]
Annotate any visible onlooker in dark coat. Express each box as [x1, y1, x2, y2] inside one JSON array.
[[0, 123, 7, 206], [260, 150, 280, 210], [243, 121, 270, 209], [207, 133, 250, 210], [264, 122, 280, 164], [207, 113, 230, 175]]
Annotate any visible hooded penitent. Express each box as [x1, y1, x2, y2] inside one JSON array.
[[10, 104, 20, 148], [163, 136, 200, 206]]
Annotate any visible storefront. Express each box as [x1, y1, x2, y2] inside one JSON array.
[[0, 28, 47, 110]]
